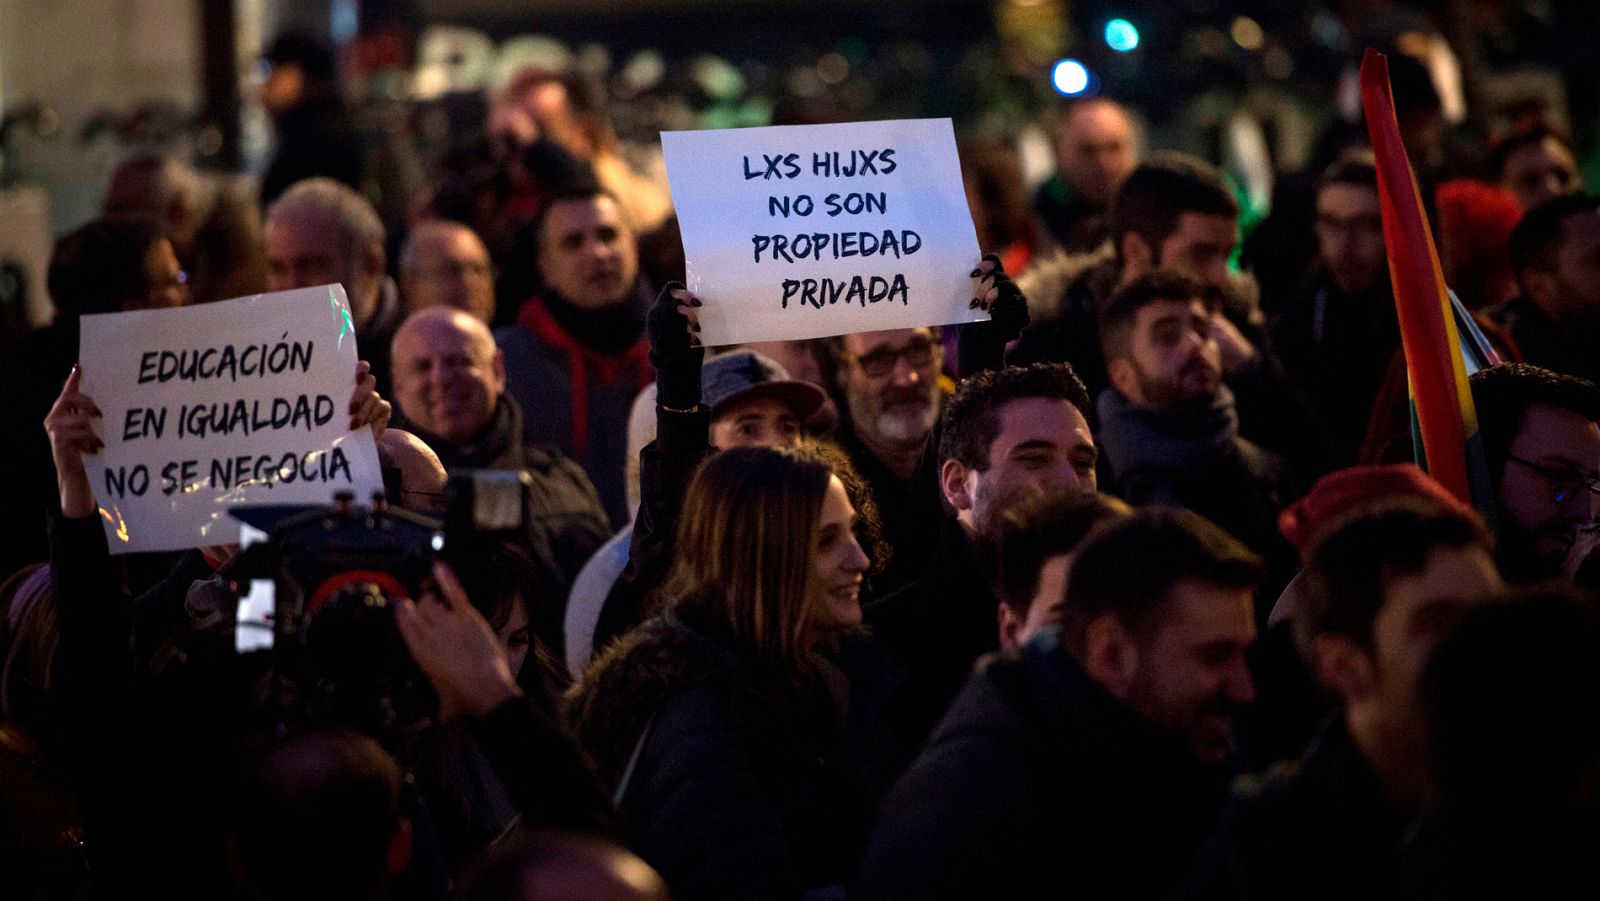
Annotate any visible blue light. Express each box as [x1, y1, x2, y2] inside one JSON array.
[[1105, 19, 1140, 52], [1051, 59, 1091, 96]]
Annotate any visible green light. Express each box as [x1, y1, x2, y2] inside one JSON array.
[[1105, 19, 1140, 53]]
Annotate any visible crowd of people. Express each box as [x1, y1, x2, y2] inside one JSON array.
[[3, 26, 1600, 901]]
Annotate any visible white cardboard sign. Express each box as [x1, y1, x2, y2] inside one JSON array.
[[662, 117, 986, 344], [79, 285, 384, 554]]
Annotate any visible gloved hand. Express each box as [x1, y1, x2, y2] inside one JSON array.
[[647, 282, 704, 410], [971, 253, 1030, 341], [957, 254, 1031, 378]]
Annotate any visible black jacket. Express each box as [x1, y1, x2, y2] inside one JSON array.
[[591, 405, 713, 657], [1173, 718, 1411, 901], [1489, 296, 1600, 387], [1270, 270, 1399, 467], [833, 417, 943, 600], [857, 632, 1231, 901], [569, 613, 906, 901], [864, 515, 998, 751], [261, 98, 364, 205]]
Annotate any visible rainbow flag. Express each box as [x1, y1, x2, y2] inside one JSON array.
[[1359, 49, 1496, 519]]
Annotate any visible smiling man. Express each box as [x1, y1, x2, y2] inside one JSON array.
[[1175, 498, 1501, 899], [391, 306, 611, 651], [1470, 363, 1600, 583], [860, 507, 1263, 901], [866, 361, 1098, 746]]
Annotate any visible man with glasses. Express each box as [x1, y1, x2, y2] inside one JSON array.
[[823, 327, 947, 595], [1270, 150, 1399, 466], [1470, 363, 1600, 582]]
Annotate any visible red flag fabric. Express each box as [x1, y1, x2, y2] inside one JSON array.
[[1358, 48, 1482, 507]]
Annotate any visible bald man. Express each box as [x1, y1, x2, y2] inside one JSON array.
[[398, 220, 496, 324], [390, 308, 610, 652], [1036, 97, 1139, 253]]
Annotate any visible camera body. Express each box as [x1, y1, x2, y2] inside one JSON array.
[[230, 470, 533, 740]]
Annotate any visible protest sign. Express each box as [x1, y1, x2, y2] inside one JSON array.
[[78, 285, 384, 554], [662, 117, 985, 344]]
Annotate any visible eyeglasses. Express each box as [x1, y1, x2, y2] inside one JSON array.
[[845, 337, 935, 379], [1506, 455, 1600, 505]]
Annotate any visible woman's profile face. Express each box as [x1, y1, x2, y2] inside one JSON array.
[[496, 593, 532, 677], [805, 475, 870, 631]]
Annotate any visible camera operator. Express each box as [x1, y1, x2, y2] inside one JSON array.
[[44, 359, 613, 894], [39, 359, 392, 894]]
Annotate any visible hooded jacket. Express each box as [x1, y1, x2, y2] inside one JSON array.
[[568, 612, 905, 901]]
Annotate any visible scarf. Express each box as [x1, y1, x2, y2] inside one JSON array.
[[1096, 385, 1240, 482], [518, 295, 651, 462]]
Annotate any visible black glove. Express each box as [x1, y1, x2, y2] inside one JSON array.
[[647, 282, 704, 410], [978, 253, 1029, 340], [957, 254, 1031, 378]]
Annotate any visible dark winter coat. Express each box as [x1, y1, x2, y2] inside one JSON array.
[[857, 631, 1231, 901], [590, 405, 713, 658], [1173, 717, 1412, 900], [568, 612, 906, 901], [864, 514, 998, 751], [496, 292, 652, 527]]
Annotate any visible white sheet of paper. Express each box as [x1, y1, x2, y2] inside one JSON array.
[[78, 285, 384, 554], [663, 118, 986, 345]]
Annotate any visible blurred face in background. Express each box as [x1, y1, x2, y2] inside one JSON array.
[[1315, 182, 1387, 298], [400, 222, 495, 323], [135, 238, 188, 310], [536, 195, 638, 310], [1502, 136, 1581, 213], [1055, 100, 1138, 208]]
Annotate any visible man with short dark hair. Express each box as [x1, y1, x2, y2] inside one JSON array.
[[1095, 270, 1296, 576], [1493, 122, 1582, 213], [495, 184, 654, 526], [389, 307, 611, 652], [858, 508, 1263, 900], [1014, 152, 1255, 399], [1175, 500, 1501, 899], [1470, 363, 1600, 582], [1034, 98, 1139, 253], [1492, 193, 1600, 385], [988, 486, 1130, 652], [1271, 150, 1400, 465], [865, 361, 1098, 744]]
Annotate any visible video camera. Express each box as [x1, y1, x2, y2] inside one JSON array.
[[229, 469, 534, 742]]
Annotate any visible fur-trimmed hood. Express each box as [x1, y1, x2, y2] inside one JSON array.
[[566, 613, 909, 790], [1016, 243, 1265, 330], [565, 614, 788, 786]]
